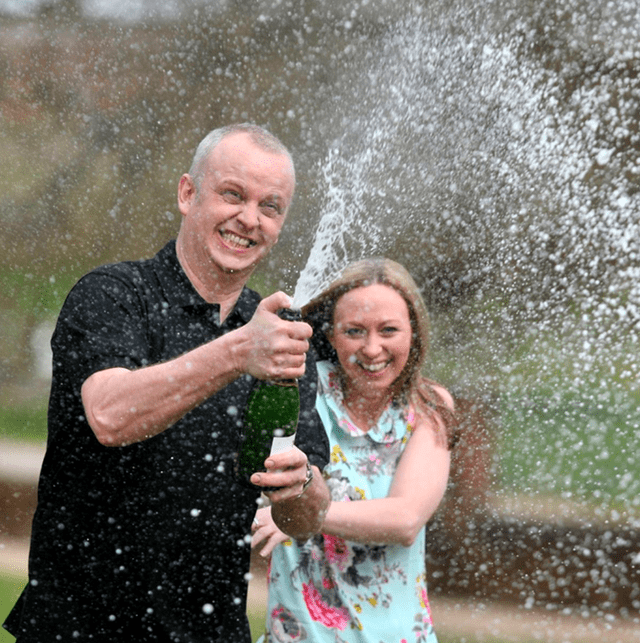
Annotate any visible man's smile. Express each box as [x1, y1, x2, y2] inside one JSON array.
[[220, 229, 256, 249]]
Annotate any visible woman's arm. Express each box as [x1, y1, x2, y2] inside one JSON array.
[[251, 389, 454, 552], [251, 466, 331, 557], [320, 416, 451, 547], [252, 410, 452, 552]]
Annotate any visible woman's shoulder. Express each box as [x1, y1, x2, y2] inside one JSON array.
[[414, 378, 458, 449], [430, 383, 455, 411]]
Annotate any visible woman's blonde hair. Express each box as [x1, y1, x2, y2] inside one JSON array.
[[302, 257, 457, 449]]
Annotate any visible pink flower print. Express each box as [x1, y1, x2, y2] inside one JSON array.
[[339, 417, 363, 436], [302, 581, 350, 630], [328, 370, 341, 390], [419, 587, 434, 626], [322, 576, 335, 590], [323, 534, 350, 570]]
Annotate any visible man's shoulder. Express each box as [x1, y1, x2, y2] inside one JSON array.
[[73, 242, 174, 293], [92, 241, 173, 279], [53, 245, 174, 329]]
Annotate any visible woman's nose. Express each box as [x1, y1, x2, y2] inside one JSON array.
[[361, 333, 382, 357]]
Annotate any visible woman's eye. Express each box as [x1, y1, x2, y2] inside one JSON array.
[[381, 327, 398, 335], [344, 328, 364, 337]]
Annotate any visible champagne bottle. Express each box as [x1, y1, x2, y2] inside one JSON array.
[[236, 308, 301, 489]]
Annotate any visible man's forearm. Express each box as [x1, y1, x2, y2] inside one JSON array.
[[82, 331, 245, 447], [81, 294, 312, 448]]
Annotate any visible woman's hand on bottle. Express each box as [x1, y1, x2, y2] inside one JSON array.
[[253, 448, 331, 541]]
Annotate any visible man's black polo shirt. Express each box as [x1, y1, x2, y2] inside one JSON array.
[[5, 241, 328, 643]]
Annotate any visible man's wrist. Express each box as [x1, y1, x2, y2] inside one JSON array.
[[296, 462, 314, 498], [218, 326, 247, 379]]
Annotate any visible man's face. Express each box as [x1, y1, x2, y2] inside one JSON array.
[[178, 132, 295, 280]]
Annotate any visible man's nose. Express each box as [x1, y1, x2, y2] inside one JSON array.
[[236, 202, 260, 229]]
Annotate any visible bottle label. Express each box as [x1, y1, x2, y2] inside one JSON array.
[[269, 433, 296, 455]]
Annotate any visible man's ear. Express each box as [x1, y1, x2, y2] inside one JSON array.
[[177, 174, 196, 216]]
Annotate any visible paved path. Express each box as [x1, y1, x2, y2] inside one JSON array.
[[0, 538, 29, 580], [0, 438, 44, 484]]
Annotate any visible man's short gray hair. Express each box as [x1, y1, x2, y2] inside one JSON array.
[[188, 123, 295, 192]]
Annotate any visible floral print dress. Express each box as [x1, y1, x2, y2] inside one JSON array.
[[260, 361, 438, 643]]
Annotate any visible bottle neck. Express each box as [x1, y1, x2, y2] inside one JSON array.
[[268, 378, 298, 387]]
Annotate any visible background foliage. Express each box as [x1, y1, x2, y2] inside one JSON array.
[[1, 0, 639, 514]]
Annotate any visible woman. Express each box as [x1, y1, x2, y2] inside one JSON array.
[[252, 257, 457, 643]]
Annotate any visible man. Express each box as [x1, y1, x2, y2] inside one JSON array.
[[4, 124, 330, 642]]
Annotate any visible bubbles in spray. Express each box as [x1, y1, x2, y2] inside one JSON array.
[[293, 1, 640, 509]]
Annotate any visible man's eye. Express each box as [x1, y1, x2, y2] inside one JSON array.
[[223, 190, 242, 202], [261, 202, 281, 216]]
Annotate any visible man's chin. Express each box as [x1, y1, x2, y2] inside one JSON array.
[[213, 244, 271, 276], [218, 256, 260, 275]]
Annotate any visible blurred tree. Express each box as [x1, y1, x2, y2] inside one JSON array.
[[1, 0, 638, 394], [38, 0, 82, 23]]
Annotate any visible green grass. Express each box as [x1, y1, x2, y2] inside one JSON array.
[[0, 574, 25, 643], [249, 607, 266, 642], [0, 403, 48, 443], [498, 385, 640, 508]]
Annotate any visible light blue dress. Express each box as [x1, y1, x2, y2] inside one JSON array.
[[259, 361, 439, 643]]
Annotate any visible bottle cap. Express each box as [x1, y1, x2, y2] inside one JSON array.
[[277, 307, 302, 322]]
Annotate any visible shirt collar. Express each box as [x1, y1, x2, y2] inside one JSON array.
[[317, 360, 412, 444], [154, 240, 260, 326]]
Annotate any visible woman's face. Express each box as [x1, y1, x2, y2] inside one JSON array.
[[329, 284, 412, 402]]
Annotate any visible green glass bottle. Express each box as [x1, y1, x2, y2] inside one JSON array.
[[236, 308, 301, 489]]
